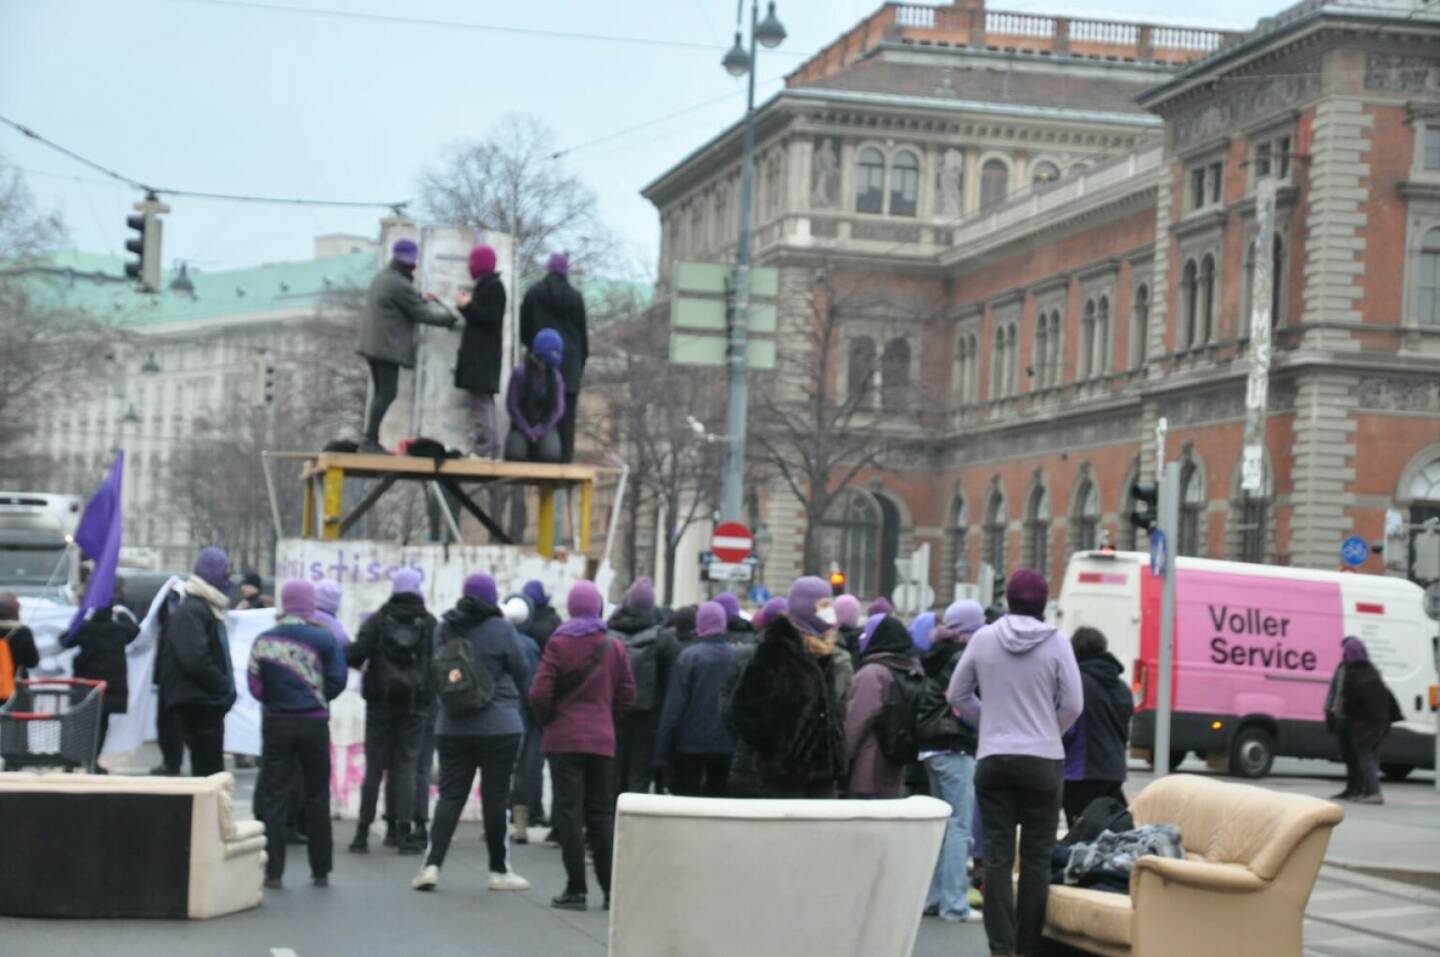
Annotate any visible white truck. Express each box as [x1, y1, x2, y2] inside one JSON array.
[[0, 492, 83, 604]]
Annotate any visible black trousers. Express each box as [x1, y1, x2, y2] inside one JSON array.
[[670, 753, 731, 797], [364, 358, 401, 441], [359, 706, 425, 826], [559, 391, 579, 463], [259, 715, 333, 880], [976, 755, 1063, 957], [156, 694, 184, 772], [171, 703, 227, 778], [550, 752, 616, 896], [427, 734, 522, 874], [503, 427, 562, 464], [1061, 778, 1127, 828], [510, 717, 546, 815], [614, 710, 659, 797]]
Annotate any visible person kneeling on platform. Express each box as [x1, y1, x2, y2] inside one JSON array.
[[504, 328, 566, 464]]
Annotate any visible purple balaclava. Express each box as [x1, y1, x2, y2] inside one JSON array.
[[193, 547, 231, 592], [624, 577, 657, 613], [315, 581, 342, 616], [867, 597, 894, 617], [567, 580, 604, 619], [523, 580, 550, 608], [393, 238, 419, 266], [909, 611, 937, 652], [714, 592, 741, 620], [1006, 569, 1049, 620], [464, 573, 498, 606], [834, 594, 861, 628], [786, 575, 834, 637], [696, 601, 728, 638], [752, 596, 788, 632], [546, 252, 569, 276], [392, 568, 423, 597], [1341, 636, 1369, 664], [280, 580, 317, 620]]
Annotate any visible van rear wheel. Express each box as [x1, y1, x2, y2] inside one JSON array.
[[1382, 764, 1414, 782], [1230, 726, 1275, 779]]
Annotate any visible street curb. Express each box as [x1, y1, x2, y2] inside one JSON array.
[[1327, 859, 1440, 892]]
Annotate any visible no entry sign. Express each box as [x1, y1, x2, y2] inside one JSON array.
[[711, 522, 753, 564]]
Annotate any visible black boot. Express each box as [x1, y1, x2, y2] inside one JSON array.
[[348, 823, 370, 854], [383, 818, 399, 848], [413, 819, 429, 846], [397, 821, 426, 855]]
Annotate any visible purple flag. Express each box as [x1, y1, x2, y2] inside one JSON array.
[[68, 453, 125, 635]]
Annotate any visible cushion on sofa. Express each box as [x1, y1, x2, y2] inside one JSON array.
[[1047, 884, 1134, 947]]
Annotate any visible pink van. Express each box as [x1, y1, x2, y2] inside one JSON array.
[[1056, 552, 1437, 779]]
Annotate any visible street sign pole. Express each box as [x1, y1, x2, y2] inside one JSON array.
[[1155, 460, 1180, 777]]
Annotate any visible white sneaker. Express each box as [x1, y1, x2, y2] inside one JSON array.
[[488, 870, 531, 891], [411, 865, 440, 891]]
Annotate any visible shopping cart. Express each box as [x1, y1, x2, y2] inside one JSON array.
[[0, 678, 106, 772]]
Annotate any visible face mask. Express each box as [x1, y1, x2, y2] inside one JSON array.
[[817, 605, 838, 626]]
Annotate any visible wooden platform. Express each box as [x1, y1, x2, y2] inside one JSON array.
[[266, 451, 598, 556]]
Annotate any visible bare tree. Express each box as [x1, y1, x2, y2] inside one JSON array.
[[419, 113, 614, 286], [752, 267, 943, 574]]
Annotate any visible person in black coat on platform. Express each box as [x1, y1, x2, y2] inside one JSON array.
[[455, 244, 507, 458], [1061, 627, 1134, 826], [519, 253, 587, 462], [63, 590, 141, 764]]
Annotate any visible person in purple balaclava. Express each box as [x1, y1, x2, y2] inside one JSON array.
[[949, 569, 1081, 957], [519, 252, 588, 462], [356, 238, 455, 453], [606, 577, 678, 798], [154, 546, 238, 778], [345, 567, 438, 855], [1325, 636, 1391, 803], [454, 244, 507, 458], [725, 576, 848, 799]]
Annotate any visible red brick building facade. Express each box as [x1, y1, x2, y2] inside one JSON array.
[[644, 0, 1440, 605]]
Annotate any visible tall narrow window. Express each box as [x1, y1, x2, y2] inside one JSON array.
[[967, 334, 979, 401], [1007, 324, 1020, 397], [1048, 312, 1062, 384], [984, 490, 1008, 592], [890, 150, 919, 217], [882, 338, 910, 411], [1080, 300, 1095, 378], [1427, 128, 1440, 171], [1133, 284, 1149, 366], [1095, 296, 1110, 375], [980, 160, 1010, 212], [1200, 254, 1216, 344], [1238, 495, 1268, 564], [848, 337, 876, 406], [955, 338, 969, 406], [1419, 227, 1440, 326], [1183, 260, 1200, 347], [1178, 464, 1206, 557], [1190, 167, 1206, 210], [1071, 479, 1100, 553], [993, 327, 1006, 398], [1035, 321, 1049, 389], [857, 148, 885, 214], [1024, 485, 1051, 579], [1271, 235, 1286, 328], [949, 496, 970, 592]]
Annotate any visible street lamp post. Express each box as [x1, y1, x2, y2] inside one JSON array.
[[720, 0, 785, 522]]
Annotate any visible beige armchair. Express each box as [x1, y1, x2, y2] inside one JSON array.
[[1044, 774, 1344, 957], [0, 771, 266, 919]]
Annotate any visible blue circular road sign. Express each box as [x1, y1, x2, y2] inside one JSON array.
[[1341, 536, 1370, 567]]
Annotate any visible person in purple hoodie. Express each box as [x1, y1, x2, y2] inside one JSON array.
[[948, 569, 1082, 957], [248, 581, 348, 889], [313, 581, 351, 648], [503, 328, 566, 464], [529, 581, 637, 912]]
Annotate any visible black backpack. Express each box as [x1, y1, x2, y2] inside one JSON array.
[[874, 663, 927, 765], [1062, 796, 1134, 847], [618, 625, 664, 711], [915, 676, 965, 751], [431, 625, 495, 718], [378, 610, 428, 705]]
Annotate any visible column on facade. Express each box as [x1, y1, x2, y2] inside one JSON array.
[[790, 135, 814, 243], [1287, 371, 1359, 567], [838, 139, 856, 240], [963, 147, 981, 216]]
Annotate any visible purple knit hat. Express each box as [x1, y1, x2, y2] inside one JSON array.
[[867, 597, 894, 616], [787, 575, 834, 637], [392, 568, 423, 597], [464, 573, 498, 606], [624, 577, 656, 612], [280, 580, 317, 620], [752, 596, 788, 631], [523, 580, 550, 607], [1341, 636, 1369, 664], [696, 601, 728, 638], [1007, 569, 1049, 620], [546, 252, 569, 276], [315, 581, 342, 615], [193, 547, 231, 592], [714, 592, 740, 620], [393, 238, 419, 266], [567, 580, 604, 619]]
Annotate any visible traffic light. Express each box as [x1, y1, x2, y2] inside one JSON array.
[[828, 569, 846, 593], [262, 364, 277, 404], [124, 195, 166, 293], [1130, 480, 1158, 533]]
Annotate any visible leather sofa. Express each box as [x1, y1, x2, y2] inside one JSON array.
[[0, 770, 266, 919], [1044, 774, 1344, 957], [608, 793, 950, 956]]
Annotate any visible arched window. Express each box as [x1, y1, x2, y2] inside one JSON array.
[[1024, 484, 1051, 578], [1271, 235, 1286, 328], [1407, 455, 1440, 583], [992, 326, 1007, 398], [1178, 463, 1206, 557], [980, 159, 1010, 212], [825, 491, 881, 600], [1237, 493, 1268, 564], [948, 495, 970, 597], [1133, 284, 1150, 366], [966, 334, 979, 402], [1032, 161, 1060, 187], [1200, 254, 1216, 344], [1418, 227, 1440, 326], [882, 338, 910, 411], [856, 148, 885, 214], [1095, 295, 1110, 375], [954, 337, 968, 407], [1071, 478, 1100, 553], [1047, 312, 1062, 386], [1008, 323, 1020, 396], [890, 150, 919, 217], [848, 337, 875, 407], [1183, 260, 1200, 347], [984, 487, 1008, 596], [1035, 320, 1049, 390], [1081, 300, 1096, 379]]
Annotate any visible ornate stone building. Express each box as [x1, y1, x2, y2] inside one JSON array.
[[644, 0, 1440, 603]]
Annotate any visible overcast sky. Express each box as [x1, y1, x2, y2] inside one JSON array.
[[1, 0, 1279, 277]]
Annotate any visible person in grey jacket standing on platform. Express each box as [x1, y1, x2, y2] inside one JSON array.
[[357, 238, 455, 453], [412, 573, 532, 894]]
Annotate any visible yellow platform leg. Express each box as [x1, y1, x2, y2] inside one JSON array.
[[578, 480, 592, 554], [537, 484, 556, 560], [321, 467, 344, 541], [302, 476, 315, 539]]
